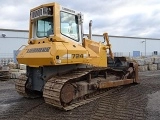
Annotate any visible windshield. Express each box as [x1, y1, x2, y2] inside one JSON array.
[[60, 12, 79, 41], [36, 17, 53, 37]]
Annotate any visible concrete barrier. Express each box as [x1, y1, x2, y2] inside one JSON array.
[[8, 62, 17, 69], [138, 65, 148, 72], [134, 59, 145, 66], [10, 69, 26, 79], [148, 64, 158, 71], [144, 58, 153, 65], [20, 64, 26, 70], [134, 56, 160, 72], [153, 57, 160, 64], [158, 64, 160, 70]]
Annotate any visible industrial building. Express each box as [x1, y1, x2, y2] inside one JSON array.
[[0, 29, 28, 64], [0, 28, 160, 64], [92, 35, 160, 57], [0, 28, 28, 53]]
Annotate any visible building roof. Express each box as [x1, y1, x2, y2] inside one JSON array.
[[0, 28, 160, 40], [84, 34, 160, 41], [0, 28, 28, 32]]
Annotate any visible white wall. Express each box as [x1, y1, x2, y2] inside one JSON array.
[[0, 29, 160, 57], [90, 35, 160, 56], [0, 29, 28, 55]]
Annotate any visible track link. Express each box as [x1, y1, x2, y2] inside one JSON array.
[[15, 74, 40, 98], [43, 70, 90, 110], [43, 68, 118, 110], [16, 65, 136, 110], [15, 74, 29, 97]]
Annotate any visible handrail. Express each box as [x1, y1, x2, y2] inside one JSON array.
[[15, 45, 27, 56], [103, 33, 114, 59]]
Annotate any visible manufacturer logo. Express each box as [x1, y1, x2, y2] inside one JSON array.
[[27, 47, 51, 53]]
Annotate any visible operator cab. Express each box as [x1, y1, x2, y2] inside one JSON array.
[[29, 3, 83, 44]]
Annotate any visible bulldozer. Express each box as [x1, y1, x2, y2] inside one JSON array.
[[15, 2, 139, 110]]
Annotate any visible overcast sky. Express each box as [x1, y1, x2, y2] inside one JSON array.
[[0, 0, 160, 38]]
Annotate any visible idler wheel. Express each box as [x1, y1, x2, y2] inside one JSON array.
[[60, 83, 75, 104]]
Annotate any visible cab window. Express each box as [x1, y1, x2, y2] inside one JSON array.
[[37, 17, 53, 37], [60, 12, 79, 41]]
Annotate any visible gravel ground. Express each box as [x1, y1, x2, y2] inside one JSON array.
[[0, 70, 160, 120]]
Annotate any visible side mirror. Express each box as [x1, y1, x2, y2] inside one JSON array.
[[75, 15, 78, 24]]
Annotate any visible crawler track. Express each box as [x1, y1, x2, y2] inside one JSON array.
[[15, 74, 41, 98], [43, 69, 108, 110], [16, 67, 135, 111], [15, 74, 29, 97], [43, 67, 131, 110]]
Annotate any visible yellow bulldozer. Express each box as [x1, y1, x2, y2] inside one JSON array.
[[15, 2, 139, 110]]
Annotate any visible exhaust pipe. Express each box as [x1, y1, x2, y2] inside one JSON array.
[[88, 20, 92, 39]]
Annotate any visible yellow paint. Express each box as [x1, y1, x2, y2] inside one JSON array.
[[83, 38, 107, 67], [17, 2, 113, 68]]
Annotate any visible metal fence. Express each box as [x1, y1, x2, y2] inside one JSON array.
[[0, 51, 160, 66], [114, 52, 160, 57], [0, 58, 14, 66], [0, 53, 13, 58], [0, 34, 160, 64]]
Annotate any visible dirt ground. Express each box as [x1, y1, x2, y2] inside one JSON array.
[[0, 71, 160, 120]]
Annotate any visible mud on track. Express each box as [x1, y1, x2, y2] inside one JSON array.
[[0, 71, 160, 120]]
